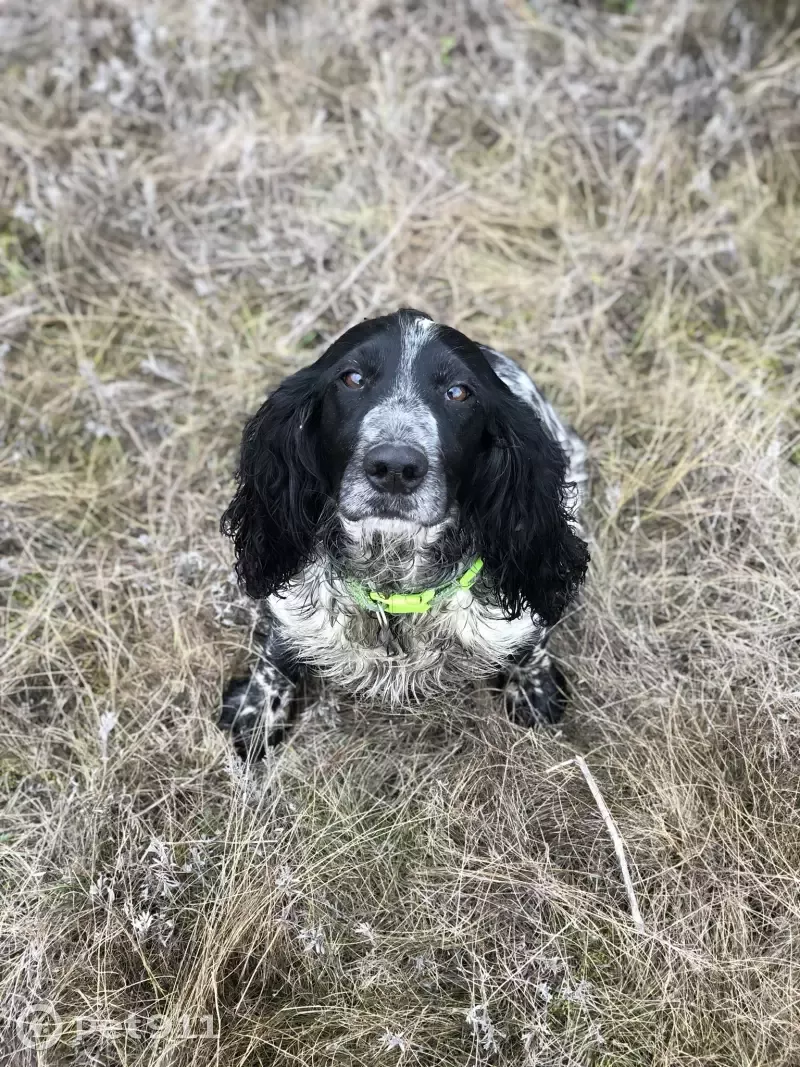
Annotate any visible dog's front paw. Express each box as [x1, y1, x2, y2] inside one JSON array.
[[218, 667, 295, 759], [505, 663, 567, 727]]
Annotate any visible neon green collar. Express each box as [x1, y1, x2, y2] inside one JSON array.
[[345, 558, 484, 615]]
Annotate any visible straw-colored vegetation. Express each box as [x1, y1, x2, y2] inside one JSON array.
[[2, 1, 799, 1063]]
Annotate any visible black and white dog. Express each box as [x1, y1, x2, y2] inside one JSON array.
[[219, 309, 589, 755]]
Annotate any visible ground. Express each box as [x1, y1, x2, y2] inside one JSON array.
[[1, 0, 800, 1063]]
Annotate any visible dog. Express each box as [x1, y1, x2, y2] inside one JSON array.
[[219, 309, 589, 756]]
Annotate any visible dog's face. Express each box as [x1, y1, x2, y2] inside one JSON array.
[[316, 313, 492, 527], [222, 309, 589, 623]]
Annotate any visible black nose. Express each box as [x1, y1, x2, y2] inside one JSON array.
[[363, 443, 429, 494]]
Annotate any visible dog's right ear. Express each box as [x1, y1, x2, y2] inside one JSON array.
[[221, 366, 327, 598]]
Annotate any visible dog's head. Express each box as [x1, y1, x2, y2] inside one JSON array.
[[221, 309, 588, 623]]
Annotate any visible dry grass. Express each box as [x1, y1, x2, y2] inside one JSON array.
[[2, 0, 800, 1063]]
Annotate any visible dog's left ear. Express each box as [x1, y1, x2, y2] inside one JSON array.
[[220, 366, 328, 599], [461, 393, 589, 625]]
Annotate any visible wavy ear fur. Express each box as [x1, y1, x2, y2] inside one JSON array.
[[221, 367, 328, 598], [461, 391, 589, 625]]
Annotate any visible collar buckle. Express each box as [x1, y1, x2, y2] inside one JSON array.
[[369, 588, 437, 614]]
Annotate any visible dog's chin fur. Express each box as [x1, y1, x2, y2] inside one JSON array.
[[340, 515, 447, 542], [337, 513, 457, 589]]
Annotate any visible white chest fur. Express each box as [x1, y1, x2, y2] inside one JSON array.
[[269, 565, 540, 703]]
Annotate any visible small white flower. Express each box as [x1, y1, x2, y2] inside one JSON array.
[[561, 978, 592, 1004], [354, 921, 376, 944], [98, 710, 118, 747], [132, 910, 154, 936], [298, 926, 325, 955], [193, 277, 214, 297], [465, 1004, 504, 1053], [411, 952, 435, 977], [378, 1030, 409, 1053], [85, 419, 118, 439], [275, 865, 296, 889], [535, 982, 552, 1004]]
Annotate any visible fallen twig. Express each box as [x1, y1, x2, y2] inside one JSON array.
[[548, 755, 645, 934]]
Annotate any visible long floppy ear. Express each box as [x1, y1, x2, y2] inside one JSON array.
[[220, 366, 328, 598], [461, 393, 589, 625]]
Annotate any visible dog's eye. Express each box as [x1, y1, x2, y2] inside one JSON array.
[[341, 370, 364, 389], [445, 384, 471, 402]]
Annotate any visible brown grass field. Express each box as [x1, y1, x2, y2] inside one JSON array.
[[2, 0, 800, 1063]]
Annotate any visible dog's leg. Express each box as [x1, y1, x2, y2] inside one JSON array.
[[503, 636, 567, 727], [219, 622, 301, 759]]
